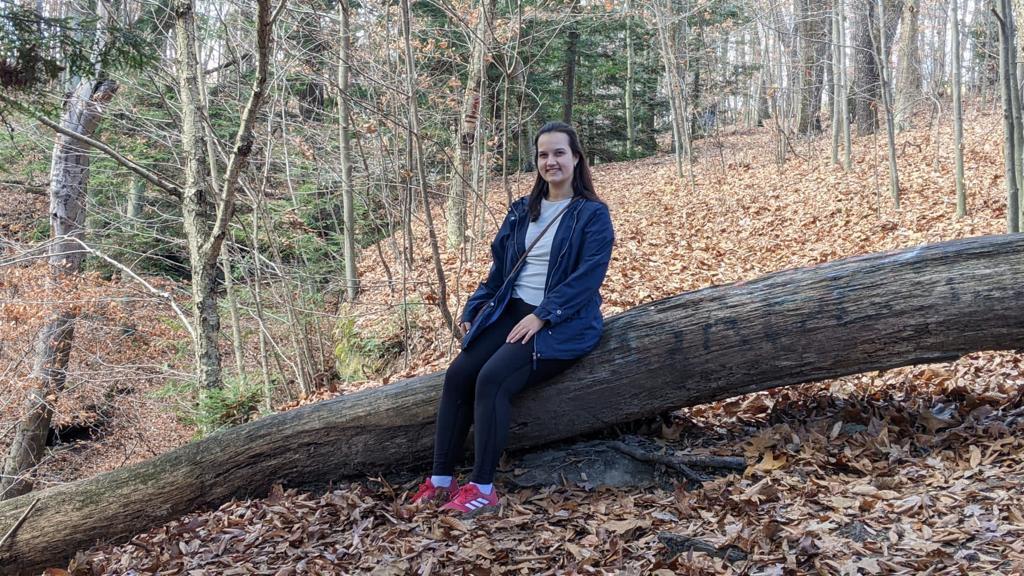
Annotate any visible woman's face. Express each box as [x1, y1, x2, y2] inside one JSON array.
[[536, 131, 578, 188]]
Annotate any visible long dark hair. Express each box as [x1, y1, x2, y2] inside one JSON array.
[[527, 122, 604, 221]]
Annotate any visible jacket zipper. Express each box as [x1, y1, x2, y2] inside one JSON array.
[[536, 201, 583, 370], [543, 202, 582, 290]]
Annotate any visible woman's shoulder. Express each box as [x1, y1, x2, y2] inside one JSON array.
[[577, 197, 611, 218], [507, 195, 609, 217]]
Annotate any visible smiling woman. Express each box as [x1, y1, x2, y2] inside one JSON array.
[[409, 122, 615, 516]]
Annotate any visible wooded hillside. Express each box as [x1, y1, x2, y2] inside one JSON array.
[[4, 0, 1024, 571]]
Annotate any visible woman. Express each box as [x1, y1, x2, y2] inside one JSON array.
[[411, 121, 614, 515]]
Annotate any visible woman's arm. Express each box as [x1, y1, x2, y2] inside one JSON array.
[[533, 204, 614, 325], [461, 207, 516, 324]]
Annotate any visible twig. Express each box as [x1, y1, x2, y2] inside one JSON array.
[[0, 497, 40, 549], [63, 236, 197, 345], [0, 180, 47, 195], [0, 92, 182, 199], [668, 453, 747, 471], [606, 441, 707, 483], [619, 436, 747, 470], [658, 532, 748, 562]]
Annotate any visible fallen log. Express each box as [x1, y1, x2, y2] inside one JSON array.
[[3, 234, 1024, 574]]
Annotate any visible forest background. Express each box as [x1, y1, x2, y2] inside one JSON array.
[[2, 0, 1024, 571]]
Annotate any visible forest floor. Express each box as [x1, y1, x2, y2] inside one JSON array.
[[5, 106, 1024, 574]]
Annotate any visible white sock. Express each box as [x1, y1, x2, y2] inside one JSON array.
[[430, 475, 452, 488], [471, 482, 493, 495]]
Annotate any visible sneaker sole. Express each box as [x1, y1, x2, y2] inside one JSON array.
[[444, 500, 499, 518]]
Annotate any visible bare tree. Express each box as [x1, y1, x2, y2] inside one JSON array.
[[872, 0, 900, 208], [894, 0, 921, 131], [401, 0, 456, 333], [447, 0, 493, 249], [953, 0, 967, 217], [338, 0, 358, 300], [995, 0, 1022, 232], [853, 0, 902, 135], [1, 2, 117, 501], [174, 0, 282, 389], [797, 0, 830, 133]]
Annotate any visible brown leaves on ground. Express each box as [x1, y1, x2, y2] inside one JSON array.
[[0, 261, 194, 486], [59, 109, 1024, 573]]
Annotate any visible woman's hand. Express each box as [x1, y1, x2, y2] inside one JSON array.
[[507, 314, 545, 344], [459, 322, 471, 337]]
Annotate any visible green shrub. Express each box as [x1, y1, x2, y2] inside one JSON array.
[[152, 376, 265, 438], [333, 311, 404, 382]]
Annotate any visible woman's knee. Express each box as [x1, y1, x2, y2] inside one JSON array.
[[475, 367, 513, 407]]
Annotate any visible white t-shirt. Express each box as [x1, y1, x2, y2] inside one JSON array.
[[512, 197, 572, 305]]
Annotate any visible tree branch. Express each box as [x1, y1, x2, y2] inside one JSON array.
[[202, 0, 279, 259], [0, 93, 182, 200]]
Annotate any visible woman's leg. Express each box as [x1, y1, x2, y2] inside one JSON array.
[[470, 344, 576, 485], [431, 305, 528, 476]]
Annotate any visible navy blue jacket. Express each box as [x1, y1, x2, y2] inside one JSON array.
[[461, 195, 614, 362]]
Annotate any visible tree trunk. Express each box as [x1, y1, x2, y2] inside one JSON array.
[[338, 0, 359, 300], [996, 0, 1021, 232], [755, 25, 771, 127], [126, 176, 145, 220], [953, 0, 966, 217], [832, 0, 842, 163], [562, 0, 579, 123], [401, 0, 455, 333], [874, 0, 901, 208], [797, 0, 830, 134], [930, 0, 949, 98], [839, 0, 852, 169], [894, 0, 920, 131], [175, 0, 219, 389], [0, 10, 118, 500], [4, 235, 1024, 573], [625, 0, 635, 156], [175, 0, 277, 388], [447, 0, 491, 249], [854, 0, 902, 135], [652, 0, 688, 177]]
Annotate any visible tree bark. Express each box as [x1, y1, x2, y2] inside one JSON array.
[[4, 235, 1024, 573], [839, 0, 852, 169], [401, 0, 456, 333], [652, 0, 688, 177], [562, 0, 579, 124], [625, 0, 635, 156], [175, 0, 279, 388], [853, 0, 902, 135], [874, 0, 901, 208], [953, 0, 966, 217], [996, 0, 1022, 232], [894, 0, 920, 131], [338, 0, 359, 299], [797, 0, 830, 134], [175, 0, 219, 389], [446, 0, 491, 249]]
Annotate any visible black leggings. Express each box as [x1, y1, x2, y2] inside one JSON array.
[[432, 297, 576, 484]]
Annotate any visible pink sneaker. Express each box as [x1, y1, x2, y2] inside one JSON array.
[[440, 483, 499, 516], [410, 477, 459, 505]]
